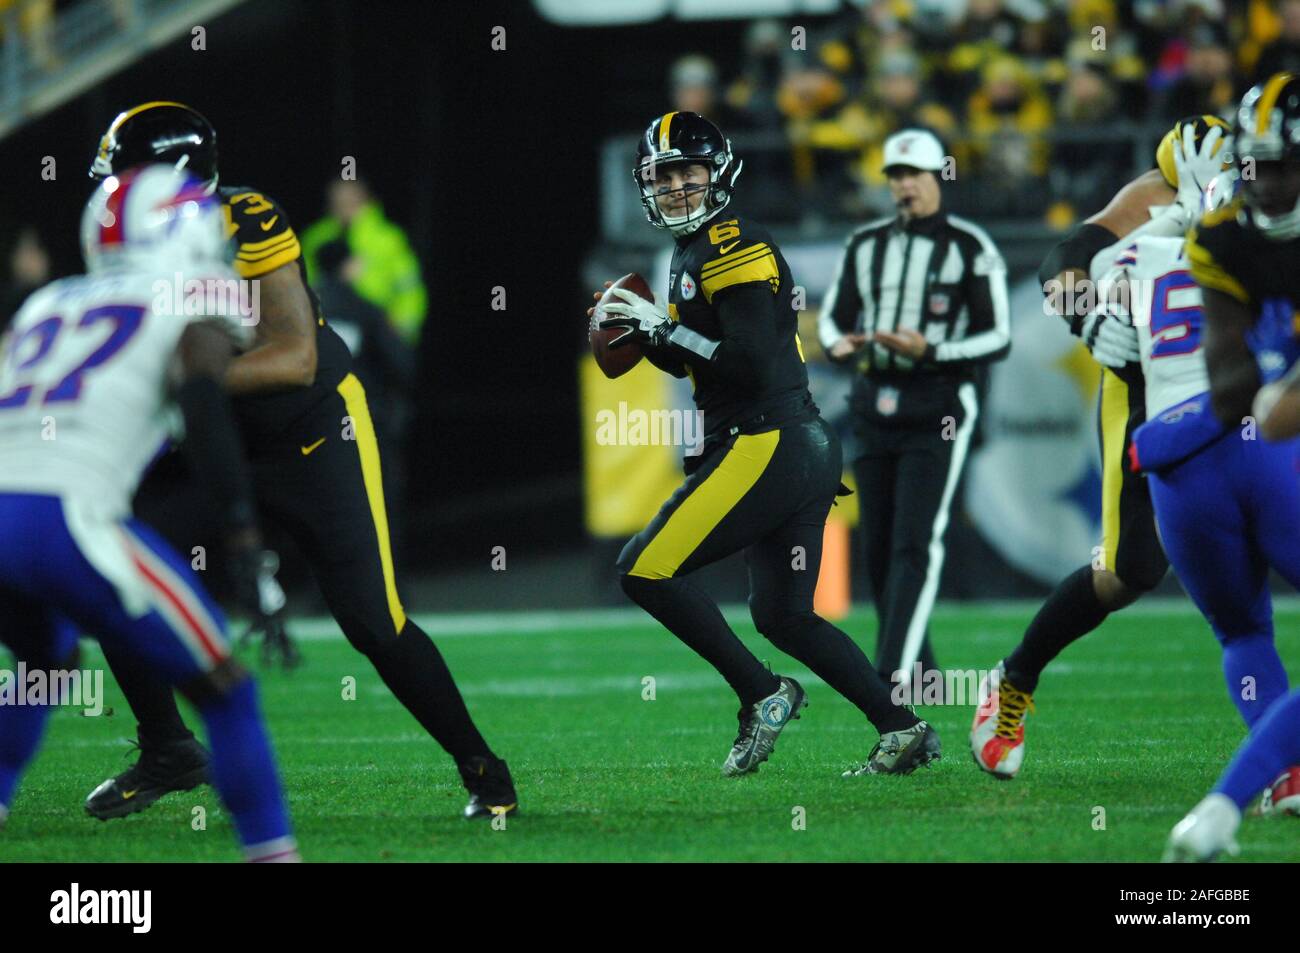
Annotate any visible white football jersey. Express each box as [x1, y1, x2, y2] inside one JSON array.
[[1110, 234, 1211, 419], [0, 267, 250, 518]]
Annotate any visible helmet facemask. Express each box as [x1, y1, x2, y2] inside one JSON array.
[[635, 148, 743, 238]]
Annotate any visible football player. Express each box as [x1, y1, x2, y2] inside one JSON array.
[[971, 115, 1233, 778], [592, 111, 940, 777], [82, 102, 517, 821], [0, 166, 296, 861], [1160, 73, 1300, 857]]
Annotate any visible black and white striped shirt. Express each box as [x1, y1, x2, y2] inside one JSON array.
[[817, 211, 1011, 375]]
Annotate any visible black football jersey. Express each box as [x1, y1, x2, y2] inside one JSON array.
[[667, 214, 810, 435], [219, 186, 353, 445], [1186, 198, 1300, 313]]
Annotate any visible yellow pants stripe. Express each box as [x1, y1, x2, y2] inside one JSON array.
[[628, 430, 780, 580], [1098, 369, 1128, 574], [337, 373, 407, 633]]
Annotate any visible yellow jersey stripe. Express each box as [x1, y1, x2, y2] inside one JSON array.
[[701, 254, 780, 302], [237, 235, 299, 262], [337, 373, 407, 634], [233, 243, 300, 278], [700, 243, 770, 276], [1256, 72, 1294, 135], [628, 431, 780, 579], [1185, 233, 1250, 304], [1098, 369, 1128, 574], [238, 229, 299, 252]]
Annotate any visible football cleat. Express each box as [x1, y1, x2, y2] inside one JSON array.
[[970, 661, 1034, 779], [85, 735, 210, 820], [842, 719, 942, 776], [1163, 794, 1241, 863], [1259, 766, 1300, 817], [722, 676, 807, 777], [458, 755, 518, 820]]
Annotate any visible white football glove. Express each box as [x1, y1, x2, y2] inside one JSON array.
[[1174, 122, 1230, 220], [599, 287, 672, 348], [1081, 310, 1140, 369]]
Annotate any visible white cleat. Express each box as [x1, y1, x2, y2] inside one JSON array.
[[970, 661, 1033, 779], [1163, 794, 1242, 863], [1259, 766, 1300, 817]]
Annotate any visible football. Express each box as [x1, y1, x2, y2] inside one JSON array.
[[590, 272, 652, 379]]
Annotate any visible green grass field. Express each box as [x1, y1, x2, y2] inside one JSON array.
[[3, 602, 1299, 862]]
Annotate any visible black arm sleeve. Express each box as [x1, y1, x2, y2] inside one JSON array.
[[1037, 222, 1118, 287], [664, 283, 777, 395], [642, 344, 689, 378], [175, 375, 257, 531]]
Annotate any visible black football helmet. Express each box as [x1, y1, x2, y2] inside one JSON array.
[[1233, 72, 1300, 239], [89, 102, 219, 192], [633, 111, 742, 237]]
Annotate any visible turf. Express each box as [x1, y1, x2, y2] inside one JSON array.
[[3, 603, 1298, 862]]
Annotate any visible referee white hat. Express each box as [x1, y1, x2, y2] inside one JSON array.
[[882, 129, 945, 174]]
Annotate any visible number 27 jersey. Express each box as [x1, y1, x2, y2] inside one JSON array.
[[0, 268, 248, 518]]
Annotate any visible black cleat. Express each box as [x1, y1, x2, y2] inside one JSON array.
[[457, 755, 518, 820], [85, 736, 210, 820]]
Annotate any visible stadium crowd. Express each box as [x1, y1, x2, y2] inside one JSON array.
[[666, 0, 1300, 223]]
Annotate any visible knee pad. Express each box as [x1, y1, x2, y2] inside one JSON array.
[[178, 656, 250, 706]]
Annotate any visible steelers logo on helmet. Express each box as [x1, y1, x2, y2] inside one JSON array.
[[89, 102, 219, 193], [1233, 72, 1300, 240], [633, 111, 744, 238], [1155, 114, 1233, 189]]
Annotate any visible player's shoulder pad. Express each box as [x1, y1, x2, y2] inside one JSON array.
[[219, 186, 301, 278], [691, 214, 781, 303]]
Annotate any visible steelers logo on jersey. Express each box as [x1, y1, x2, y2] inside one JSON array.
[[681, 272, 697, 300]]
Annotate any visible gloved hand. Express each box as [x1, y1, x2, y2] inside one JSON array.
[[1081, 310, 1141, 369], [598, 287, 673, 349], [1174, 122, 1230, 220]]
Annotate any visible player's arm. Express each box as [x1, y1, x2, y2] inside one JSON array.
[[1201, 287, 1260, 426], [1254, 358, 1300, 439], [175, 321, 282, 620], [818, 235, 867, 363], [927, 232, 1010, 366], [1039, 169, 1173, 331], [223, 262, 318, 394]]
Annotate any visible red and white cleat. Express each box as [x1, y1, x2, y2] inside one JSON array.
[[970, 661, 1034, 779], [1260, 766, 1300, 817]]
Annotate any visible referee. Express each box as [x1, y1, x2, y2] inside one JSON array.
[[818, 128, 1011, 684]]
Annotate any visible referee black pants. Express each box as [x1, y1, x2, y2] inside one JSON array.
[[853, 380, 979, 682]]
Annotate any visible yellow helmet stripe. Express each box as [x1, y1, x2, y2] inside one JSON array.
[[658, 111, 676, 153], [1256, 73, 1294, 135]]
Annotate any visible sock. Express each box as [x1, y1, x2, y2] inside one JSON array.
[[1004, 565, 1110, 693], [622, 574, 779, 706], [762, 612, 915, 733], [1214, 690, 1300, 810], [198, 678, 293, 851], [1220, 632, 1289, 728], [0, 700, 52, 808], [369, 621, 492, 763], [101, 636, 195, 746]]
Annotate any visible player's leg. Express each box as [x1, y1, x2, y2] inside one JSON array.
[[872, 384, 978, 681], [85, 469, 215, 819], [974, 370, 1166, 777], [0, 587, 73, 825], [1166, 689, 1300, 862], [73, 516, 295, 860], [616, 432, 788, 711], [745, 419, 938, 775], [1149, 438, 1287, 728], [269, 374, 514, 818]]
